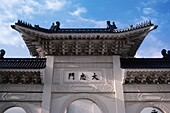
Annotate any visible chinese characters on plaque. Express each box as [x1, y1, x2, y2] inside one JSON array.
[[67, 72, 101, 81], [68, 73, 75, 80]]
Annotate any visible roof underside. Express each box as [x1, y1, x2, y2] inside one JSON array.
[[11, 20, 157, 57]]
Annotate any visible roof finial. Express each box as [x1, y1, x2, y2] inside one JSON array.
[[0, 49, 5, 59], [106, 21, 117, 30], [50, 21, 60, 31], [161, 49, 170, 59]]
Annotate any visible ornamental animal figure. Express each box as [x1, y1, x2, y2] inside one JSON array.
[[106, 21, 117, 30], [161, 49, 170, 59], [50, 21, 60, 31], [0, 49, 5, 59]]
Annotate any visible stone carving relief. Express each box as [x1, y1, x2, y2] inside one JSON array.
[[0, 71, 42, 84], [51, 93, 68, 99], [124, 93, 170, 101], [53, 68, 113, 84], [0, 84, 43, 92], [0, 93, 42, 101], [52, 84, 71, 92], [101, 93, 115, 100], [124, 71, 170, 84], [54, 56, 113, 63], [124, 84, 170, 92], [64, 70, 102, 83], [52, 83, 114, 92], [54, 62, 112, 68], [52, 60, 114, 92]]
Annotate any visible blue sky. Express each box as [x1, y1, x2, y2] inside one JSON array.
[[0, 1, 168, 112], [0, 0, 170, 58]]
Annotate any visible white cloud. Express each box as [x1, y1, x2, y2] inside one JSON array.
[[0, 0, 42, 47], [65, 16, 107, 28], [0, 0, 19, 9], [143, 7, 156, 14], [45, 0, 66, 11], [0, 22, 23, 47], [70, 7, 87, 17], [0, 0, 69, 48], [21, 5, 34, 14], [135, 34, 167, 58], [141, 0, 169, 6]]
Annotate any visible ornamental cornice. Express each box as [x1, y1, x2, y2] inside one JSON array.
[[0, 93, 42, 101], [0, 84, 43, 92], [124, 84, 170, 92], [0, 69, 42, 72], [0, 71, 42, 84], [124, 70, 170, 84], [124, 92, 170, 102]]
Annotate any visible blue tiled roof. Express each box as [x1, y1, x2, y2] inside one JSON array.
[[1, 58, 169, 69], [0, 58, 46, 69], [120, 58, 170, 69]]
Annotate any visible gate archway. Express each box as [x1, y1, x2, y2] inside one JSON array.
[[59, 94, 108, 113], [140, 107, 163, 113], [65, 99, 102, 113], [4, 107, 26, 113], [0, 102, 32, 113]]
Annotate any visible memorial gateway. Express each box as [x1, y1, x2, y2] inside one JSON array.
[[0, 20, 170, 113]]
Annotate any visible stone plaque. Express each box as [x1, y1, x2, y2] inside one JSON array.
[[64, 71, 102, 83]]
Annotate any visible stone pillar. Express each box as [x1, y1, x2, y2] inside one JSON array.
[[41, 56, 54, 113], [113, 56, 125, 113]]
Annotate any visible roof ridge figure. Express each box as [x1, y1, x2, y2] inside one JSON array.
[[161, 49, 170, 59], [12, 19, 156, 33], [0, 49, 5, 59]]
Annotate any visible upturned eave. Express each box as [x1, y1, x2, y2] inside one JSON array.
[[11, 21, 157, 57]]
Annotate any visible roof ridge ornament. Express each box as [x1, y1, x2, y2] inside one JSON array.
[[0, 49, 5, 59], [161, 49, 170, 59], [11, 19, 157, 57], [107, 21, 117, 30], [50, 21, 60, 31]]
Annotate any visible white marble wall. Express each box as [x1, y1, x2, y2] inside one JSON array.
[[49, 56, 124, 113]]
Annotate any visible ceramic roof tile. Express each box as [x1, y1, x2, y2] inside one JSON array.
[[0, 58, 46, 69], [120, 58, 170, 69]]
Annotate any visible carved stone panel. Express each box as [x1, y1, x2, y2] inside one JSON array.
[[64, 70, 102, 83], [0, 84, 43, 92], [52, 83, 114, 92], [54, 56, 113, 63], [53, 68, 113, 85], [124, 71, 170, 84], [0, 93, 42, 101], [124, 93, 170, 101]]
